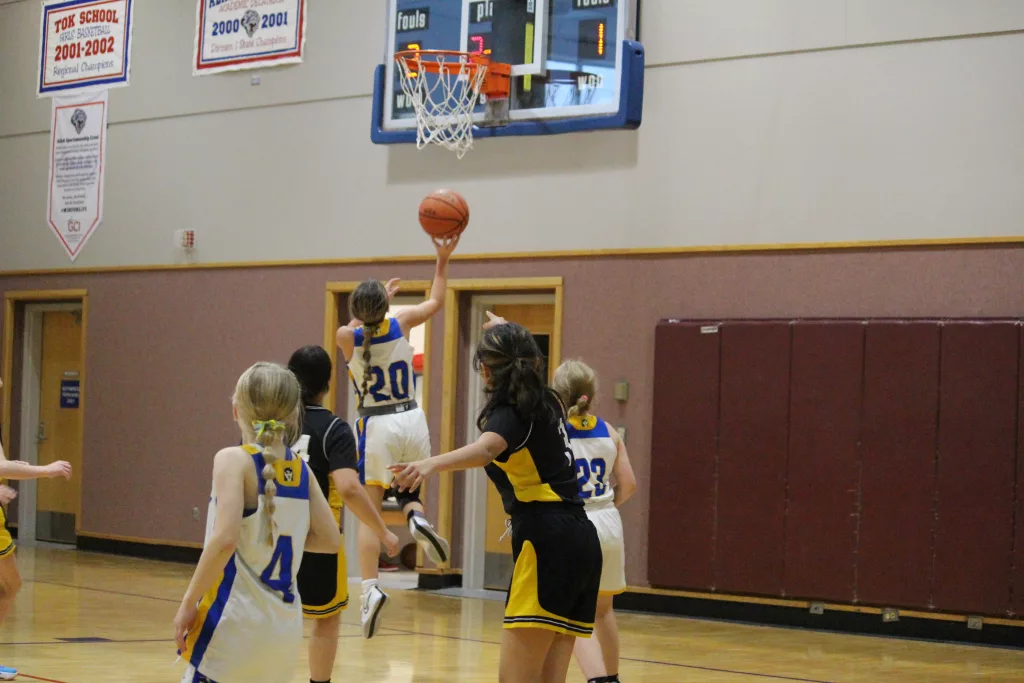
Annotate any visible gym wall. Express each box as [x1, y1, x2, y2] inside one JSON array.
[[1, 0, 1023, 588]]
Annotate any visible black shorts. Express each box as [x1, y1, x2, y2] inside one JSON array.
[[504, 506, 602, 636], [297, 526, 349, 618]]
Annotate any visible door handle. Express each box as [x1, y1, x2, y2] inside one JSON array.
[[36, 421, 46, 442]]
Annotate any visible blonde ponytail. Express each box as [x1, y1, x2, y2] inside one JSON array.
[[358, 323, 379, 410], [253, 419, 287, 546], [552, 359, 597, 420]]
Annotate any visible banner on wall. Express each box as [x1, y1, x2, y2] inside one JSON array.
[[47, 90, 108, 262], [38, 0, 134, 97], [194, 0, 307, 75]]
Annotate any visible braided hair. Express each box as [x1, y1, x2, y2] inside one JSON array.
[[349, 280, 390, 409]]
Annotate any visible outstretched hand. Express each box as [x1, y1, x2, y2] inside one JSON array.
[[388, 460, 434, 493], [385, 278, 401, 302], [433, 233, 460, 261], [483, 311, 508, 330]]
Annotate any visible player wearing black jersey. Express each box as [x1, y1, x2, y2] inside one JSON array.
[[391, 315, 601, 683], [287, 346, 400, 683]]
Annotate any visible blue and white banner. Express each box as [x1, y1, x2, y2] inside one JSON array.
[[38, 0, 134, 97], [194, 0, 307, 75]]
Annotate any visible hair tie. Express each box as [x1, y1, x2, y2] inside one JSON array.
[[252, 419, 285, 438], [579, 395, 589, 403]]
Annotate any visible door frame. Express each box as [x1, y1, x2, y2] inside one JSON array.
[[2, 289, 89, 537], [17, 302, 84, 544], [437, 277, 564, 574], [461, 292, 559, 589], [323, 280, 433, 571]]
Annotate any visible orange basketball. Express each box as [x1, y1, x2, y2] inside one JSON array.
[[419, 190, 469, 238]]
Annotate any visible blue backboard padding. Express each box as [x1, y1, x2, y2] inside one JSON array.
[[371, 40, 645, 145]]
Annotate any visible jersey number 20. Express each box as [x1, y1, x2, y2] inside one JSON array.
[[367, 360, 411, 402], [261, 535, 295, 603]]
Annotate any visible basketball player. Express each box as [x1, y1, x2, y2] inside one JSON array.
[[286, 345, 400, 683], [391, 314, 602, 683], [174, 363, 342, 683], [553, 360, 637, 683], [336, 235, 457, 638], [0, 376, 73, 681]]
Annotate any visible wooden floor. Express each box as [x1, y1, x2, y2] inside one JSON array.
[[2, 546, 1023, 682]]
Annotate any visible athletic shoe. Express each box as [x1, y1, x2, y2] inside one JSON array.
[[360, 585, 388, 639], [409, 512, 450, 565], [378, 558, 400, 572], [0, 664, 16, 680]]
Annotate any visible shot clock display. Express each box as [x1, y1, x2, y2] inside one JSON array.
[[577, 17, 610, 61], [468, 32, 492, 56]]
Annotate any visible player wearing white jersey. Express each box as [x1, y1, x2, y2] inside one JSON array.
[[336, 235, 458, 638], [174, 363, 341, 683], [554, 360, 637, 683]]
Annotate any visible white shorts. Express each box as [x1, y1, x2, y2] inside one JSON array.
[[586, 503, 627, 595], [356, 407, 431, 488]]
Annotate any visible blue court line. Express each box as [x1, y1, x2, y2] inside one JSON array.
[[23, 579, 835, 682]]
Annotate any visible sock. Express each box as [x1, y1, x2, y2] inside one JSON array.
[[408, 509, 425, 523], [361, 578, 378, 595]]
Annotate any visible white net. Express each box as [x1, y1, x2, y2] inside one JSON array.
[[395, 52, 488, 159]]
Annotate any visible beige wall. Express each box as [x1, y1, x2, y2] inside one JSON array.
[[1, 1, 1024, 269], [2, 245, 1022, 584]]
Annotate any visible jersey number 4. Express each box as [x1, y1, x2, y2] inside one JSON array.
[[367, 360, 411, 402], [576, 458, 607, 499], [261, 535, 295, 603]]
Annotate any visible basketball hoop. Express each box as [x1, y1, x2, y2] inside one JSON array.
[[394, 50, 511, 159]]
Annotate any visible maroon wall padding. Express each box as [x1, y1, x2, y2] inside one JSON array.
[[783, 323, 864, 602], [1013, 325, 1024, 618], [648, 322, 720, 590], [857, 323, 940, 609], [714, 322, 791, 595], [932, 323, 1019, 615]]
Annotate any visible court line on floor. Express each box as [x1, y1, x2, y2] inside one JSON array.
[[374, 625, 836, 683], [28, 579, 834, 683]]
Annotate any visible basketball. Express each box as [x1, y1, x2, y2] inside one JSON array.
[[419, 190, 469, 239]]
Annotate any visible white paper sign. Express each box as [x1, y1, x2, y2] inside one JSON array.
[[47, 90, 108, 262], [194, 0, 307, 75], [38, 0, 134, 97]]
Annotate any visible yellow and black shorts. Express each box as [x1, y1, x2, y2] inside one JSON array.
[[0, 504, 14, 559], [297, 507, 348, 618], [504, 506, 602, 637]]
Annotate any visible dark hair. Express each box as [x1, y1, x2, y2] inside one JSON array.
[[287, 345, 332, 405], [474, 322, 560, 431], [349, 280, 390, 409]]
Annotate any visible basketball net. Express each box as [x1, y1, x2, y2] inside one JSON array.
[[395, 52, 488, 159]]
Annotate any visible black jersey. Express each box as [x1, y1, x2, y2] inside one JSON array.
[[482, 392, 584, 515], [296, 405, 357, 508]]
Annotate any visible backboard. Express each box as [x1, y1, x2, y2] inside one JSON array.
[[371, 0, 644, 146]]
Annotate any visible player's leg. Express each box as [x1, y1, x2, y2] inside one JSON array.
[[573, 594, 616, 680], [0, 552, 21, 679], [309, 612, 340, 683], [356, 415, 397, 638], [396, 409, 450, 564], [499, 627, 556, 683], [301, 545, 349, 682], [540, 634, 577, 683]]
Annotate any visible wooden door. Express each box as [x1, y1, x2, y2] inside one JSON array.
[[483, 303, 555, 589], [36, 310, 83, 543]]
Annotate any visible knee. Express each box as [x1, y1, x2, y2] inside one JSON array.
[[596, 596, 614, 618], [312, 613, 340, 639], [0, 574, 21, 601]]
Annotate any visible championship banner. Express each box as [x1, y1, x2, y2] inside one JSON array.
[[194, 0, 307, 75], [47, 90, 108, 262], [38, 0, 134, 97]]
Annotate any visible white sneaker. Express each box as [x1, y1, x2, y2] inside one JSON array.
[[0, 664, 16, 680], [409, 513, 450, 565], [360, 585, 388, 639]]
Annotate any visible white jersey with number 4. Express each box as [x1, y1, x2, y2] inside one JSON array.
[[348, 317, 416, 410], [566, 415, 617, 507], [180, 445, 311, 683]]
